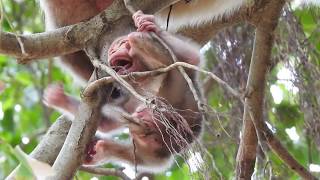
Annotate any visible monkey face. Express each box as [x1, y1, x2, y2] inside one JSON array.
[[108, 36, 141, 75], [108, 32, 172, 75], [105, 30, 201, 156]]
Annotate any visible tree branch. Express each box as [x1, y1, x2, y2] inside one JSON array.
[[84, 62, 242, 101], [236, 0, 316, 179], [47, 70, 113, 179], [6, 116, 71, 179], [235, 0, 285, 179]]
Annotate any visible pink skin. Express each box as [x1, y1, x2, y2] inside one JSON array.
[[107, 11, 162, 125], [43, 84, 79, 115], [108, 10, 200, 125]]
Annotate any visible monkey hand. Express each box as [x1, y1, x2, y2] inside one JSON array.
[[83, 139, 110, 165], [133, 10, 160, 33], [43, 84, 68, 108]]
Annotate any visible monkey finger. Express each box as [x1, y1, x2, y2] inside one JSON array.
[[133, 14, 155, 28], [135, 15, 155, 24], [83, 140, 109, 165], [138, 15, 155, 23], [138, 22, 157, 32], [132, 10, 144, 20]]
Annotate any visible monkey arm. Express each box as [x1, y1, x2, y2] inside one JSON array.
[[85, 137, 172, 173], [132, 11, 200, 66], [43, 84, 124, 132], [43, 84, 80, 116], [156, 30, 200, 65]]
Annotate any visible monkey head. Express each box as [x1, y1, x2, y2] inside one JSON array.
[[108, 32, 173, 75]]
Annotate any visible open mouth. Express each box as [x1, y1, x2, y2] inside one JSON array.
[[110, 57, 133, 73]]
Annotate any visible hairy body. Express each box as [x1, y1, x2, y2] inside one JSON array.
[[40, 0, 247, 83]]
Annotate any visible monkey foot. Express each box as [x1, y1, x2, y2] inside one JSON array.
[[84, 139, 98, 164]]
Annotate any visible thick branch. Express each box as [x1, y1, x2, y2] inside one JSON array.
[[235, 0, 285, 179], [0, 0, 179, 62], [237, 0, 316, 179], [6, 116, 71, 179], [0, 30, 78, 61], [48, 77, 111, 179]]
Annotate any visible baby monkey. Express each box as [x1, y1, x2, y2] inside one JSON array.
[[44, 11, 202, 173]]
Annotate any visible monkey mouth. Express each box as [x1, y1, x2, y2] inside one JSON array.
[[110, 57, 134, 74]]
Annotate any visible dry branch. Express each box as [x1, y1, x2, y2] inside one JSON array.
[[0, 30, 78, 60], [236, 0, 316, 179], [84, 62, 242, 101], [235, 0, 284, 179], [48, 79, 111, 179]]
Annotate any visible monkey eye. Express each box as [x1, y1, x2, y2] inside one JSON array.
[[111, 87, 121, 99], [109, 86, 129, 105]]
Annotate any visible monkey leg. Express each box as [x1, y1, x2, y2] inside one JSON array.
[[84, 138, 173, 172]]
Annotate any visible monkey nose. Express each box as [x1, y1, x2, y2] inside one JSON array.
[[128, 32, 142, 45]]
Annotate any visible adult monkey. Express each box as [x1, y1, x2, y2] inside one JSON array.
[[40, 0, 246, 83], [40, 0, 320, 82]]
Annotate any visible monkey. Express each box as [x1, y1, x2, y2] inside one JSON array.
[[40, 0, 320, 84], [40, 0, 113, 84], [40, 0, 249, 84], [44, 10, 203, 173]]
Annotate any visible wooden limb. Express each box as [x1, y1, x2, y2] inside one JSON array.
[[6, 116, 71, 179], [237, 0, 316, 179], [83, 62, 242, 101], [47, 70, 113, 179], [0, 0, 179, 62], [235, 0, 286, 179], [0, 30, 78, 61]]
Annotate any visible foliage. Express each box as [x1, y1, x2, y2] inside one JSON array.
[[0, 1, 319, 179]]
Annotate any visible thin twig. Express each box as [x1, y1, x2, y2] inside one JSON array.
[[84, 61, 242, 101], [247, 107, 317, 180]]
